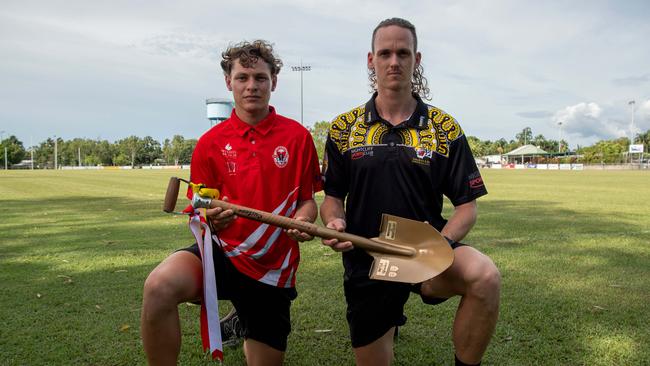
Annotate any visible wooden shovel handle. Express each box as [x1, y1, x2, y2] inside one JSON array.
[[209, 199, 415, 257]]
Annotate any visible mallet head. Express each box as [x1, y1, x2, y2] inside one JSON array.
[[163, 176, 181, 213]]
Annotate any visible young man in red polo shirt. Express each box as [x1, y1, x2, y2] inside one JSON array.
[[141, 40, 322, 366]]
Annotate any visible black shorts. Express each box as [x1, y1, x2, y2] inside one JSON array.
[[344, 239, 464, 347], [179, 242, 298, 351]]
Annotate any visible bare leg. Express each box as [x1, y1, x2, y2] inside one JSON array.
[[420, 246, 501, 364], [244, 338, 285, 366], [352, 327, 395, 366], [141, 251, 203, 366]]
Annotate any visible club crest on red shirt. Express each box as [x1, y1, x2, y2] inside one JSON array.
[[273, 146, 289, 168]]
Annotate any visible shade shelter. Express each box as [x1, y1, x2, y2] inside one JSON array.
[[504, 145, 549, 164]]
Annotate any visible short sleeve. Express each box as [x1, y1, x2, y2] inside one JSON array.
[[440, 134, 488, 206], [186, 136, 214, 200], [323, 135, 348, 199], [298, 131, 323, 201]]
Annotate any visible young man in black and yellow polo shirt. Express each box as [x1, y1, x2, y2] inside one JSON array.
[[320, 18, 501, 366]]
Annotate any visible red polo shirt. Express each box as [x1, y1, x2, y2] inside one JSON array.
[[188, 107, 322, 288]]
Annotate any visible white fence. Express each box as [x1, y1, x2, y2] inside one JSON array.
[[60, 165, 190, 170], [484, 163, 648, 170]]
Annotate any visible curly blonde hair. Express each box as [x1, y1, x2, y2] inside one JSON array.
[[221, 40, 283, 76]]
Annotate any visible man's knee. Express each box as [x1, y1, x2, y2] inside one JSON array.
[[468, 257, 500, 303], [143, 252, 202, 309], [143, 271, 181, 312]]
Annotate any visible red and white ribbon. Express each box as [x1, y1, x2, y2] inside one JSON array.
[[189, 209, 223, 361]]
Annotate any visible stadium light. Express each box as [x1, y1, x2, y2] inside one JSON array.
[[557, 122, 563, 153], [629, 100, 636, 143], [54, 136, 58, 170], [1, 130, 5, 170], [291, 60, 311, 125]]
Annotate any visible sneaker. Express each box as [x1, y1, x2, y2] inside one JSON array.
[[220, 308, 243, 346]]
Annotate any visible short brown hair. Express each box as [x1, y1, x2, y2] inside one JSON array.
[[371, 17, 418, 52], [369, 18, 430, 100], [220, 40, 283, 76]]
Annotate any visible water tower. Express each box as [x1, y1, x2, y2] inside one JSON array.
[[206, 98, 234, 126]]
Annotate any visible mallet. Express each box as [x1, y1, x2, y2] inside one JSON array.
[[163, 176, 453, 283]]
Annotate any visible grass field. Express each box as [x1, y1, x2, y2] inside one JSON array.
[[1, 169, 649, 365]]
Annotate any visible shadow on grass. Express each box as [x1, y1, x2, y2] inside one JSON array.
[[417, 199, 650, 365], [1, 195, 648, 365], [0, 195, 346, 365]]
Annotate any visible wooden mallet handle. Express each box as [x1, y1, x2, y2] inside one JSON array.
[[163, 176, 415, 257]]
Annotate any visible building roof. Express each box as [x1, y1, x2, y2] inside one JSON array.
[[504, 144, 549, 156]]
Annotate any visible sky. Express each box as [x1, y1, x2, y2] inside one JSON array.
[[1, 0, 649, 149]]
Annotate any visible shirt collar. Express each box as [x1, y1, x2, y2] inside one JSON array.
[[228, 106, 277, 136], [364, 92, 429, 130]]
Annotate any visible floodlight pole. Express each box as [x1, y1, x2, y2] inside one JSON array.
[[629, 100, 636, 143], [557, 122, 563, 153], [291, 60, 311, 125], [54, 136, 58, 170], [2, 130, 7, 170]]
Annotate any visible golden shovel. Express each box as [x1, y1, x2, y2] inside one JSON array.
[[163, 177, 453, 284]]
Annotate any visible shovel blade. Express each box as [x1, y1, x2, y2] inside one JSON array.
[[367, 214, 454, 284]]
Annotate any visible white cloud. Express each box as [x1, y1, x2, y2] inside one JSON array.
[[637, 100, 650, 132], [1, 1, 650, 147], [551, 100, 650, 144]]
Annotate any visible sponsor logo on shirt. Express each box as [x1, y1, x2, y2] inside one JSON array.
[[468, 171, 484, 189], [415, 147, 433, 159], [221, 143, 237, 159], [350, 146, 374, 160], [226, 161, 236, 175], [273, 146, 289, 168], [221, 142, 237, 175]]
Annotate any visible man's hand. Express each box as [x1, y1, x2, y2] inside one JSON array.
[[286, 216, 315, 242], [205, 196, 236, 231], [322, 218, 354, 252]]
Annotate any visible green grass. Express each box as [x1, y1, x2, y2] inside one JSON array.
[[1, 169, 649, 365]]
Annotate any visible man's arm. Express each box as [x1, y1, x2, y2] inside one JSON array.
[[319, 195, 353, 251], [286, 198, 317, 242], [294, 198, 317, 223], [440, 200, 478, 242]]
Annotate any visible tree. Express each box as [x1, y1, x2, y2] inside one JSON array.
[[181, 139, 197, 164], [116, 136, 143, 167], [0, 135, 26, 167], [635, 129, 650, 147], [34, 138, 56, 168], [60, 138, 85, 166], [579, 137, 628, 163], [515, 127, 533, 146], [467, 136, 488, 157], [310, 121, 329, 162], [489, 138, 509, 155], [164, 135, 185, 165], [635, 129, 650, 162], [95, 140, 115, 165], [140, 136, 163, 165]]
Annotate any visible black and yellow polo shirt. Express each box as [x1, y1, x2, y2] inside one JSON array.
[[323, 93, 487, 280]]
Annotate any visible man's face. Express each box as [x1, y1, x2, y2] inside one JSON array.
[[368, 25, 421, 92], [225, 58, 277, 117]]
